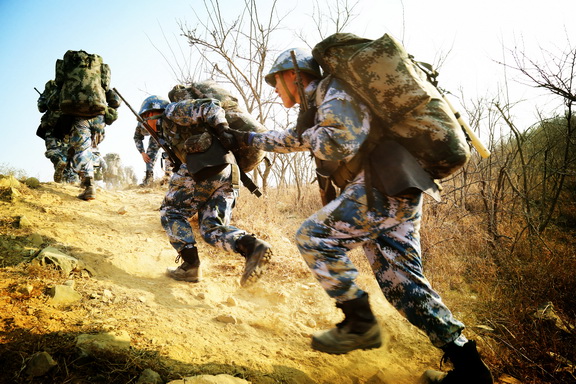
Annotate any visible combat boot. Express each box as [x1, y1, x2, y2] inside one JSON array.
[[235, 234, 272, 286], [311, 293, 382, 354], [77, 176, 96, 201], [420, 340, 494, 384], [141, 170, 154, 186], [166, 246, 201, 282], [53, 160, 66, 183]]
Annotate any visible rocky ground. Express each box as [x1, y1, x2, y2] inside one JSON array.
[[0, 176, 462, 383]]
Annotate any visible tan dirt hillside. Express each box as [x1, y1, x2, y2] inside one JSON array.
[[0, 178, 451, 383]]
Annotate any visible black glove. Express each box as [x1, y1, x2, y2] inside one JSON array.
[[214, 123, 237, 150], [228, 129, 251, 148], [295, 106, 317, 137]]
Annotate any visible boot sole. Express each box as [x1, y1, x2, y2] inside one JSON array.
[[240, 242, 272, 287], [311, 338, 382, 355], [166, 269, 200, 283]]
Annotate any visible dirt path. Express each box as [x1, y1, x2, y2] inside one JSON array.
[[1, 180, 442, 383]]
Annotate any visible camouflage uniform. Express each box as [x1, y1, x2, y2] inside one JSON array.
[[161, 163, 243, 251], [133, 124, 161, 173], [37, 80, 72, 182], [67, 115, 106, 179], [250, 77, 465, 348], [158, 99, 247, 252], [155, 96, 272, 286]]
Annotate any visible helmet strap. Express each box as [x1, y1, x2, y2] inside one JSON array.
[[279, 73, 297, 105]]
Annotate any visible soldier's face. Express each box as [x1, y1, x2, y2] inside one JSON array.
[[274, 71, 298, 108]]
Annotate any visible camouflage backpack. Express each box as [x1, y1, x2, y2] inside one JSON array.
[[168, 81, 266, 173], [312, 33, 470, 180], [55, 50, 111, 117]]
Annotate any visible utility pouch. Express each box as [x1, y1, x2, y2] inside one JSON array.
[[184, 132, 213, 154], [369, 140, 440, 201]]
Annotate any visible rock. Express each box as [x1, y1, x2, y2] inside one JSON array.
[[28, 233, 43, 247], [215, 314, 237, 324], [76, 330, 131, 356], [24, 351, 57, 377], [19, 215, 32, 228], [534, 301, 572, 334], [118, 206, 127, 215], [0, 186, 20, 201], [0, 175, 21, 188], [306, 319, 316, 328], [136, 368, 163, 384], [366, 369, 394, 384], [102, 289, 114, 302], [167, 374, 250, 384], [48, 285, 82, 305], [34, 246, 85, 276], [226, 296, 237, 306], [17, 284, 34, 295]]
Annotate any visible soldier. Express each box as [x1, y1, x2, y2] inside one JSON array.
[[36, 80, 74, 183], [134, 104, 162, 186], [53, 50, 120, 201], [103, 153, 125, 189], [226, 48, 493, 383], [136, 95, 272, 286]]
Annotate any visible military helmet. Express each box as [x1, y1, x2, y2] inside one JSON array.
[[138, 95, 170, 116], [264, 47, 322, 86]]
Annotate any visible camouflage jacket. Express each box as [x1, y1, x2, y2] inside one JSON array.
[[252, 78, 370, 163], [160, 99, 230, 167], [252, 78, 438, 198], [133, 124, 159, 154]]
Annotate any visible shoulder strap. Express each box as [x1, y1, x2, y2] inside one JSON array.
[[330, 115, 383, 189], [315, 75, 332, 107]]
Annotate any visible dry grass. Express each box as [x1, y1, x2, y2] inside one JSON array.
[[241, 181, 576, 383]]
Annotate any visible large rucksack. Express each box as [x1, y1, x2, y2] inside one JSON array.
[[312, 33, 471, 180], [168, 81, 266, 173], [55, 50, 111, 117]]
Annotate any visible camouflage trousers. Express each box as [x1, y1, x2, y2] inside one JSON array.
[[295, 178, 465, 347], [159, 163, 246, 253], [44, 133, 69, 166], [68, 115, 105, 178], [144, 140, 161, 173]]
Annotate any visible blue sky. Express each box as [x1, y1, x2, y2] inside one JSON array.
[[1, 0, 575, 182]]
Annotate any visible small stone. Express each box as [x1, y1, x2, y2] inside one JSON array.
[[24, 351, 57, 377], [136, 368, 162, 384], [28, 233, 43, 247], [17, 284, 34, 295], [215, 314, 237, 324], [48, 285, 82, 305], [19, 215, 32, 228]]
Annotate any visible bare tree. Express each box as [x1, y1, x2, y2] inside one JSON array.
[[495, 38, 576, 234]]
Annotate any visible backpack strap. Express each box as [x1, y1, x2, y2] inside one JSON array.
[[331, 117, 383, 189]]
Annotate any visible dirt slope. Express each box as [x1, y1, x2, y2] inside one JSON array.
[[0, 179, 443, 383]]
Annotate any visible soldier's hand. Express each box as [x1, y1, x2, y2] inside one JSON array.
[[214, 123, 238, 150], [141, 152, 152, 163], [295, 106, 317, 136]]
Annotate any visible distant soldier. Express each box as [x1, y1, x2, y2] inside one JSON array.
[[36, 80, 75, 183], [52, 50, 120, 200], [103, 153, 125, 189], [134, 102, 162, 185]]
